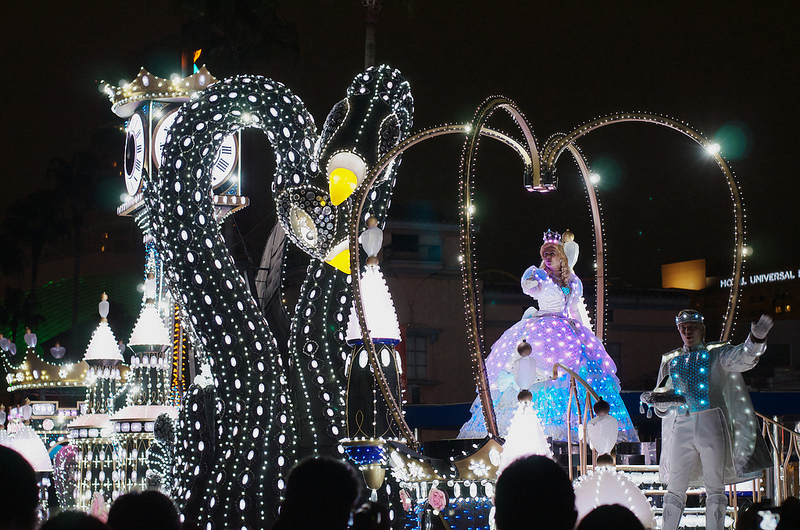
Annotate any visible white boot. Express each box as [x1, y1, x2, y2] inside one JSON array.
[[661, 492, 685, 530], [706, 494, 727, 530]]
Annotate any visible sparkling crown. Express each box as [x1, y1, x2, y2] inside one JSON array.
[[102, 67, 218, 117], [542, 229, 562, 244]]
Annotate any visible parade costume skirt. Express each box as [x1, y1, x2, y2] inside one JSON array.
[[458, 314, 638, 442]]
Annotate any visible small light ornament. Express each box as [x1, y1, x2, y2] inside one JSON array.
[[24, 328, 37, 348], [498, 341, 553, 475], [51, 342, 66, 359]]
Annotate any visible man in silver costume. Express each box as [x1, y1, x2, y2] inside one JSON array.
[[655, 309, 773, 530]]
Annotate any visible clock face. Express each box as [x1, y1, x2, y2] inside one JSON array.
[[152, 109, 180, 170], [210, 134, 238, 188], [123, 113, 146, 195]]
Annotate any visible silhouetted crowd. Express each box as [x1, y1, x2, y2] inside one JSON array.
[[3, 446, 798, 530]]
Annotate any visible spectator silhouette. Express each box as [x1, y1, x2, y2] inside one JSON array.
[[576, 504, 644, 530], [494, 455, 577, 530], [778, 496, 800, 530], [735, 502, 766, 530], [106, 490, 180, 530], [41, 511, 108, 530], [352, 501, 391, 530], [0, 445, 39, 530], [272, 456, 363, 530]]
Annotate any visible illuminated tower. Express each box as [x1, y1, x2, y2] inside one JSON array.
[[110, 272, 178, 496], [68, 293, 124, 510], [343, 217, 404, 498], [102, 67, 248, 402]]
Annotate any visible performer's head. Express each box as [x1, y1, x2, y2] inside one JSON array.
[[539, 230, 571, 285], [676, 309, 705, 348], [495, 455, 577, 530], [593, 399, 610, 417], [517, 340, 532, 357]]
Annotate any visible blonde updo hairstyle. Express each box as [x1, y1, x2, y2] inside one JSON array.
[[539, 241, 572, 287]]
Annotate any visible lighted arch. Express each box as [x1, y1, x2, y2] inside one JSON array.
[[348, 98, 541, 440], [542, 112, 745, 341]]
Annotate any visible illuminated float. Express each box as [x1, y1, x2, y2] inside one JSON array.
[[96, 60, 751, 529]]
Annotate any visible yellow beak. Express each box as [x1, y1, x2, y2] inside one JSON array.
[[328, 167, 359, 206], [325, 245, 351, 274]]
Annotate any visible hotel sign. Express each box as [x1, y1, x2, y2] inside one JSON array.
[[719, 269, 798, 288]]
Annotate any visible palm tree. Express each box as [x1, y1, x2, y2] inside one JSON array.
[[363, 0, 382, 68], [0, 287, 24, 344], [47, 150, 99, 352], [2, 190, 69, 328], [175, 0, 299, 76]]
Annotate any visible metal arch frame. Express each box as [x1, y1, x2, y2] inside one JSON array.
[[542, 112, 745, 341], [348, 106, 539, 445], [565, 144, 607, 339], [348, 108, 744, 449], [458, 97, 540, 437]]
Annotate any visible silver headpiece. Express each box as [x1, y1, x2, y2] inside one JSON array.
[[676, 309, 704, 328]]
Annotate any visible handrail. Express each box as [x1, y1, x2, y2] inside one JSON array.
[[551, 363, 601, 478], [755, 412, 800, 504]]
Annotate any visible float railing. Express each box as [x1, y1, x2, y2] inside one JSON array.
[[552, 363, 601, 479], [756, 412, 800, 504]]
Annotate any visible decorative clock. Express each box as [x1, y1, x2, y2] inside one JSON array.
[[210, 133, 238, 189], [152, 108, 180, 170], [123, 112, 146, 195], [153, 109, 237, 189]]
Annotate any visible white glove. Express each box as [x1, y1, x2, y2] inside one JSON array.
[[751, 314, 773, 340]]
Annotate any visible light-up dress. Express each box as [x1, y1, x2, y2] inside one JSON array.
[[458, 265, 638, 442]]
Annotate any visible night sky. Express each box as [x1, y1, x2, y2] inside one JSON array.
[[2, 0, 798, 288]]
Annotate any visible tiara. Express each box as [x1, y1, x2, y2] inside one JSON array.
[[542, 229, 562, 244]]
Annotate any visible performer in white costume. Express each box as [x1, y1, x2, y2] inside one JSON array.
[[586, 399, 618, 457], [459, 230, 637, 442], [646, 309, 773, 530]]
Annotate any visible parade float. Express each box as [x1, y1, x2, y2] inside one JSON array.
[[1, 58, 759, 529]]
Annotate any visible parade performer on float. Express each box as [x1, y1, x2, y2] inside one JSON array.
[[642, 310, 773, 530], [459, 230, 637, 442]]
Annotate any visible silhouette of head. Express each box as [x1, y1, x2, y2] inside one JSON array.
[[106, 490, 179, 530], [0, 445, 39, 530], [41, 511, 108, 530], [576, 504, 644, 530], [272, 456, 363, 530], [778, 497, 800, 530], [593, 400, 610, 416], [494, 455, 576, 530]]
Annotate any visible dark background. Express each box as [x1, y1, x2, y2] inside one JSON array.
[[2, 0, 798, 288]]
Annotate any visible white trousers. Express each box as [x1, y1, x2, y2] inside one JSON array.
[[666, 408, 726, 501]]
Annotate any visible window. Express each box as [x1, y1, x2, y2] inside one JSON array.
[[606, 343, 622, 369], [392, 234, 419, 253], [405, 335, 428, 381]]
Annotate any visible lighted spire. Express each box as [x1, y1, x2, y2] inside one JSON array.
[[84, 293, 124, 363], [128, 274, 170, 347], [345, 220, 400, 344]]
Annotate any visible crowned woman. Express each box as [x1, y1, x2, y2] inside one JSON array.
[[458, 230, 638, 442]]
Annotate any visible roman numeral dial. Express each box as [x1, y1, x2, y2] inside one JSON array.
[[210, 134, 238, 188], [123, 113, 146, 195]]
